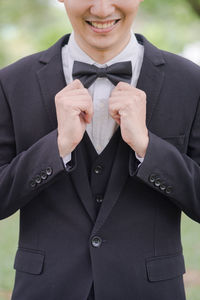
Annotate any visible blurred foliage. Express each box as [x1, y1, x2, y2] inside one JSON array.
[[0, 0, 199, 67], [138, 0, 200, 53], [187, 0, 200, 16], [0, 0, 72, 67], [0, 1, 200, 299]]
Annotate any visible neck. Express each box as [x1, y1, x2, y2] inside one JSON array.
[[74, 33, 131, 65]]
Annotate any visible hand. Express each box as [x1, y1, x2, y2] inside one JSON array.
[[109, 82, 149, 158], [55, 80, 93, 157]]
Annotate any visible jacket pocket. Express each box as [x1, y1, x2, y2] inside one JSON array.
[[14, 248, 45, 275], [146, 253, 185, 282]]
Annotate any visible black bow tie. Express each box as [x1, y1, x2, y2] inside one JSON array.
[[72, 60, 132, 88]]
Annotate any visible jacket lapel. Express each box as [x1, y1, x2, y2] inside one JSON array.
[[92, 35, 166, 234], [70, 143, 96, 223], [36, 34, 96, 223], [36, 35, 70, 129], [136, 34, 165, 127]]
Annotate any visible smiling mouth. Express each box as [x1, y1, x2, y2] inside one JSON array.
[[86, 19, 120, 29]]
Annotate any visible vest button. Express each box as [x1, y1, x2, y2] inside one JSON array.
[[91, 236, 102, 248], [96, 195, 103, 204], [94, 165, 103, 174]]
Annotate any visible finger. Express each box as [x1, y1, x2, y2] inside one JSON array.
[[115, 81, 133, 91], [65, 79, 84, 91], [109, 101, 122, 119], [77, 97, 94, 124], [113, 115, 121, 125], [64, 88, 89, 96], [109, 107, 121, 125], [116, 85, 146, 99], [82, 109, 93, 124], [111, 89, 132, 98], [71, 79, 84, 89]]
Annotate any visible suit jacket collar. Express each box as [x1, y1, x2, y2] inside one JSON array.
[[38, 33, 166, 67]]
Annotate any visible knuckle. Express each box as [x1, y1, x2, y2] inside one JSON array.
[[139, 90, 146, 99], [55, 93, 62, 104], [63, 102, 69, 110], [126, 102, 133, 110], [73, 79, 80, 85], [83, 88, 88, 93], [117, 81, 125, 88], [108, 100, 114, 108], [111, 90, 117, 97]]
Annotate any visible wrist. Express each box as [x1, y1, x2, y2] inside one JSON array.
[[134, 133, 149, 158], [57, 136, 76, 158]]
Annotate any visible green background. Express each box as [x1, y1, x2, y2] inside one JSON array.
[[0, 1, 200, 299]]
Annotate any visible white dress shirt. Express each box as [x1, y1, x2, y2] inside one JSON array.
[[61, 31, 144, 165]]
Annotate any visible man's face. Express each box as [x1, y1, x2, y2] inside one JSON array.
[[59, 0, 143, 60]]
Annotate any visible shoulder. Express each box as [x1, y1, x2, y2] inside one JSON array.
[[161, 49, 200, 84], [0, 34, 70, 85], [137, 34, 200, 89], [0, 52, 43, 80]]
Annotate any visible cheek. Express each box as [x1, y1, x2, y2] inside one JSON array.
[[64, 1, 85, 21], [118, 0, 141, 14]]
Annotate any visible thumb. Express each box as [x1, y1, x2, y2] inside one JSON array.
[[72, 79, 84, 89]]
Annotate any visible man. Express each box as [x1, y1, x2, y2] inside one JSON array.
[[0, 0, 200, 299]]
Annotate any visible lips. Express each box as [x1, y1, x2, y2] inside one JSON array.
[[86, 19, 119, 29], [86, 19, 120, 30]]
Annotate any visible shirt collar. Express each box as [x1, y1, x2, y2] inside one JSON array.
[[68, 30, 140, 67]]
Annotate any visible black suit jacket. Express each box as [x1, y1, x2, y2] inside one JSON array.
[[0, 34, 200, 300]]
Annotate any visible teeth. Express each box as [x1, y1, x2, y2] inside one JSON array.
[[90, 21, 116, 29]]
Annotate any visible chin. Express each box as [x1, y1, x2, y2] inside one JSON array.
[[88, 38, 116, 50]]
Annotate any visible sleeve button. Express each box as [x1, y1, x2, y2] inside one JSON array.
[[41, 171, 48, 180], [149, 174, 157, 183], [159, 183, 166, 191], [154, 178, 161, 187], [30, 180, 37, 189], [46, 167, 53, 176], [35, 175, 42, 184], [166, 186, 173, 194]]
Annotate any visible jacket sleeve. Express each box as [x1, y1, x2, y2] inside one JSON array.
[[130, 97, 200, 223], [0, 78, 73, 220]]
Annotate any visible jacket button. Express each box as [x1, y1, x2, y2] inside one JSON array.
[[149, 174, 157, 183], [41, 171, 48, 180], [30, 180, 37, 189], [35, 175, 42, 184], [94, 165, 103, 175], [46, 167, 53, 176], [154, 178, 161, 187], [166, 186, 173, 194], [91, 236, 102, 248], [96, 195, 103, 204], [159, 183, 166, 191]]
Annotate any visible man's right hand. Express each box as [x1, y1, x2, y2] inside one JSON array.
[[55, 79, 93, 158]]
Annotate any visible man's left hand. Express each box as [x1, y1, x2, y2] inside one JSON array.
[[109, 82, 149, 158]]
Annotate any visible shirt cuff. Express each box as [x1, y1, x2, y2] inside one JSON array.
[[135, 153, 144, 167], [62, 153, 72, 168]]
